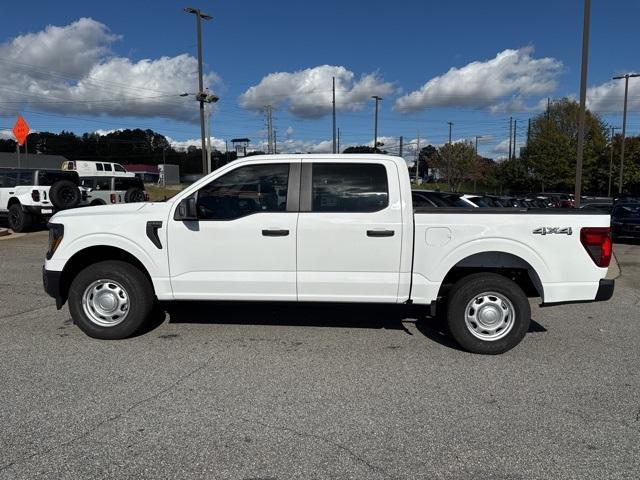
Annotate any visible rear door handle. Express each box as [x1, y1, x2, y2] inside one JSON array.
[[262, 229, 289, 237], [367, 229, 395, 237]]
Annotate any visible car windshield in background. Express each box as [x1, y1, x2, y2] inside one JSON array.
[[37, 170, 78, 186], [613, 205, 640, 218]]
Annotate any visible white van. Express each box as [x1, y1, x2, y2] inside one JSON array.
[[62, 160, 135, 178]]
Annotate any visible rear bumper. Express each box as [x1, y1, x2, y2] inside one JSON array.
[[594, 278, 615, 302], [42, 267, 64, 309], [541, 278, 614, 307], [24, 205, 56, 216]]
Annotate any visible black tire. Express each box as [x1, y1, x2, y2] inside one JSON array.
[[124, 187, 145, 203], [446, 273, 530, 354], [8, 203, 33, 233], [68, 260, 155, 340], [49, 179, 80, 209], [90, 199, 107, 206]]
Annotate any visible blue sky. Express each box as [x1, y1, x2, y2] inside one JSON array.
[[1, 0, 639, 158]]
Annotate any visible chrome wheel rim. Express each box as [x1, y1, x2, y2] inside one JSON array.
[[82, 279, 129, 327], [464, 291, 515, 341]]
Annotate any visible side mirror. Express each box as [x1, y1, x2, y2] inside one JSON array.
[[175, 195, 198, 221]]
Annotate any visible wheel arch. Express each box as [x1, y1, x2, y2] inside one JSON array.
[[59, 245, 155, 305], [437, 251, 544, 300]]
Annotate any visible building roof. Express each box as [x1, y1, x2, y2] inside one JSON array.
[[0, 152, 68, 169]]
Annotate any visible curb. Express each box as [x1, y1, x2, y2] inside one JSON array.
[[0, 228, 10, 238]]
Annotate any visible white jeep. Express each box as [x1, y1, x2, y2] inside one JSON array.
[[0, 168, 84, 232], [79, 176, 147, 206]]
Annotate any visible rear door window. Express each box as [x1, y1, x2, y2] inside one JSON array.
[[311, 163, 388, 212], [96, 163, 104, 171]]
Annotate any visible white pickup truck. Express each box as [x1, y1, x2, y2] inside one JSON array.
[[43, 154, 614, 354]]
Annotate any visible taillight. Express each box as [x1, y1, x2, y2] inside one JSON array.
[[110, 193, 116, 204], [580, 227, 612, 268], [31, 189, 40, 202]]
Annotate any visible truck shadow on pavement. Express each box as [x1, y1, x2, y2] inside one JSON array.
[[139, 301, 547, 351]]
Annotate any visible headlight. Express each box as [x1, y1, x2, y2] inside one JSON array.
[[46, 223, 64, 260]]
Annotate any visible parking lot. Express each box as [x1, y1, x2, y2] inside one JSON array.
[[0, 230, 638, 480]]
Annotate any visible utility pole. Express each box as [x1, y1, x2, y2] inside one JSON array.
[[184, 6, 212, 175], [332, 77, 337, 154], [337, 127, 341, 153], [527, 118, 531, 146], [371, 96, 382, 151], [205, 101, 212, 172], [415, 132, 421, 183], [512, 119, 517, 159], [274, 129, 277, 154], [574, 0, 591, 208], [225, 139, 229, 164], [612, 73, 640, 194], [447, 122, 454, 144], [608, 126, 620, 197], [474, 135, 483, 193], [475, 135, 483, 156], [399, 136, 404, 158], [265, 105, 273, 154], [508, 117, 513, 160]]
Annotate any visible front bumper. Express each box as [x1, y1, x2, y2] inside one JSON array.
[[42, 267, 64, 309]]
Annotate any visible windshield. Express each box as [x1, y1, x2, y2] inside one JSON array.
[[613, 205, 640, 218]]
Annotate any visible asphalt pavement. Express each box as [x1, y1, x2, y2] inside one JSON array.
[[0, 231, 638, 479]]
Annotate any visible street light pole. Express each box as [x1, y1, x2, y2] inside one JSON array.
[[371, 96, 382, 151], [608, 126, 620, 198], [185, 6, 212, 176], [448, 122, 454, 144], [612, 73, 640, 194], [574, 0, 591, 209], [474, 135, 484, 193]]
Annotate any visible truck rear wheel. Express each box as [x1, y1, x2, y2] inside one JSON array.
[[68, 260, 155, 339], [8, 203, 33, 233], [446, 273, 530, 354]]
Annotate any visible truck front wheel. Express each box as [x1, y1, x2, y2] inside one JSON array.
[[68, 260, 155, 339], [446, 273, 530, 354]]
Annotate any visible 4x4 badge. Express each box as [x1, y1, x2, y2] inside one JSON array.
[[533, 227, 573, 235]]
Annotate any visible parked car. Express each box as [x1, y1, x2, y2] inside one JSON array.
[[0, 168, 84, 232], [461, 194, 488, 207], [611, 203, 640, 240], [43, 154, 614, 354], [79, 176, 148, 205], [411, 190, 470, 208], [580, 202, 613, 213], [62, 160, 135, 178]]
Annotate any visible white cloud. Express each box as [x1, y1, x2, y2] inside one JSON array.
[[285, 126, 294, 138], [168, 136, 227, 152], [239, 65, 394, 119], [491, 139, 511, 155], [394, 47, 562, 113], [0, 129, 13, 139], [587, 77, 640, 113], [0, 18, 219, 122]]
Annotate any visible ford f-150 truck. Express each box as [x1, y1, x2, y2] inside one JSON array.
[[42, 155, 614, 354]]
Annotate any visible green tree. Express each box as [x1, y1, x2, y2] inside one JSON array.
[[433, 141, 477, 192], [521, 98, 608, 193]]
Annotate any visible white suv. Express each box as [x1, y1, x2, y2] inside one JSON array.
[[79, 176, 147, 206], [0, 168, 84, 232]]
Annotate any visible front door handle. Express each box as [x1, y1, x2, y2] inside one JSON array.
[[262, 229, 289, 237], [367, 229, 395, 237]]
